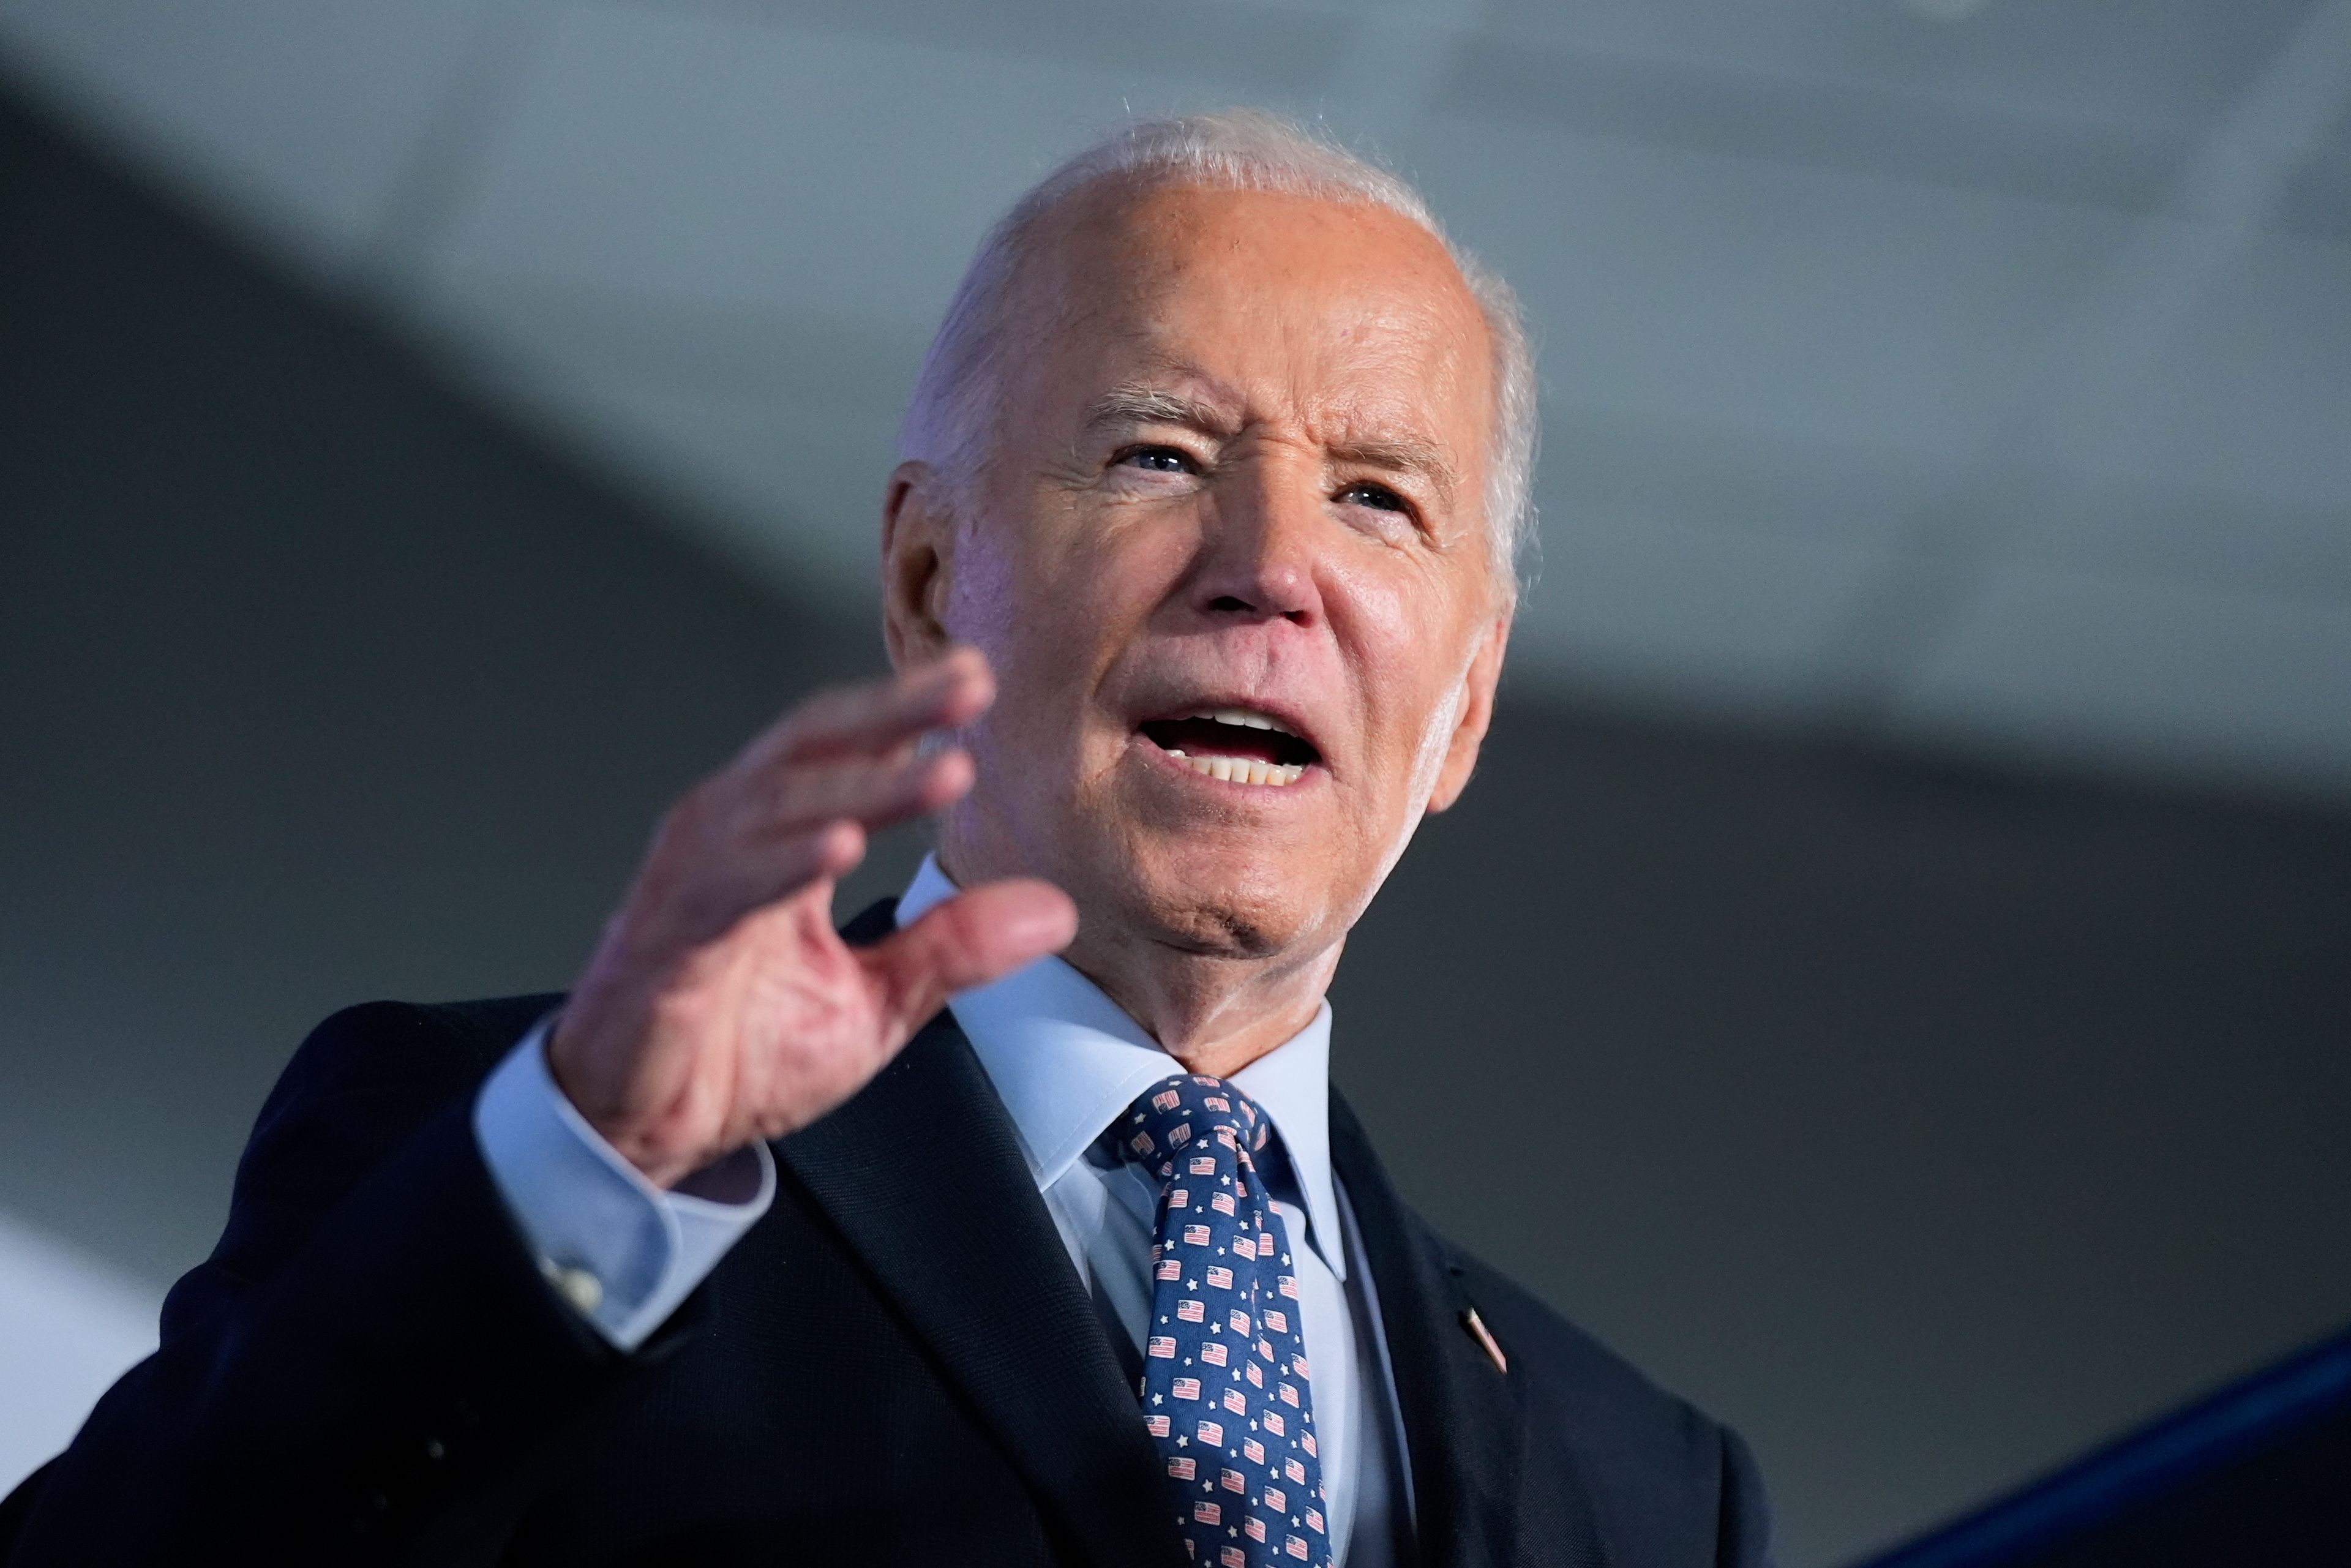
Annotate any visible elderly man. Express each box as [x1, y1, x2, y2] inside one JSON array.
[[1, 114, 1771, 1567]]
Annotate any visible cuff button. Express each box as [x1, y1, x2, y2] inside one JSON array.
[[542, 1259, 604, 1316]]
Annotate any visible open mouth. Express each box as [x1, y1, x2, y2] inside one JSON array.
[[1137, 708, 1321, 787]]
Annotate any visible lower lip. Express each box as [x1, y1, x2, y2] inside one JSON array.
[[1131, 733, 1324, 793]]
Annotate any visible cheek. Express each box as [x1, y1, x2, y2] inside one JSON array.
[[1025, 505, 1199, 657], [946, 522, 1120, 666], [939, 534, 1071, 775], [1329, 559, 1474, 801], [940, 528, 1021, 657], [944, 508, 1185, 733], [1333, 560, 1420, 664]]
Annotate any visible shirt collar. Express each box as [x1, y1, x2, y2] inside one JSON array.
[[898, 855, 1345, 1278]]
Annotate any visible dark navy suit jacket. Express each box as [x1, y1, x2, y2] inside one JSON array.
[[0, 903, 1772, 1567]]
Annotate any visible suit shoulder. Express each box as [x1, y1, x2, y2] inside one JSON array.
[[258, 994, 561, 1119], [235, 991, 563, 1193], [194, 994, 562, 1308]]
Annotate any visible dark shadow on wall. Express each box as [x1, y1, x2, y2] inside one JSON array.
[[4, 84, 2349, 1568], [0, 88, 907, 1281]]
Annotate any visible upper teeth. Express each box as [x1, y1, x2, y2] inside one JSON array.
[[1193, 708, 1291, 735]]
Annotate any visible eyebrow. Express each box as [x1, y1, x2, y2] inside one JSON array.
[[1327, 434, 1460, 510], [1081, 383, 1463, 509], [1080, 385, 1240, 438]]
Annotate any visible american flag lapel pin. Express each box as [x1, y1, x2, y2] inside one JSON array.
[[1461, 1306, 1508, 1375]]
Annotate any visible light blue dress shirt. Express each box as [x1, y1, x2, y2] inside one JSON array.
[[474, 855, 1412, 1564]]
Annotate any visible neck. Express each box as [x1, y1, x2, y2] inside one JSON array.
[[1065, 921, 1341, 1081], [930, 843, 1340, 1080]]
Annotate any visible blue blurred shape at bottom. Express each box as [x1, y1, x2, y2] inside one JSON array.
[[1854, 1324, 2351, 1568]]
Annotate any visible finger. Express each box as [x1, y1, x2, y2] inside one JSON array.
[[743, 649, 992, 772], [866, 879, 1078, 1034], [648, 819, 866, 951], [752, 746, 976, 840]]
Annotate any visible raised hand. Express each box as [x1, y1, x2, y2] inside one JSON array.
[[546, 649, 1075, 1188]]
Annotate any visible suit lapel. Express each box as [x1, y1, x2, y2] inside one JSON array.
[[775, 959, 1181, 1568], [1332, 1092, 1608, 1568]]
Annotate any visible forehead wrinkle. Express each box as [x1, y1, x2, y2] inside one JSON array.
[[1269, 294, 1482, 514]]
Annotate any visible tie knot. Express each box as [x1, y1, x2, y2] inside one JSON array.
[[1119, 1073, 1270, 1180]]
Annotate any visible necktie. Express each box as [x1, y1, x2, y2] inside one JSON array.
[[1120, 1073, 1329, 1568]]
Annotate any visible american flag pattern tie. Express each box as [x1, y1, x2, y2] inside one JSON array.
[[1122, 1073, 1329, 1568]]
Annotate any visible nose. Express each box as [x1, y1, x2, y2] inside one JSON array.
[[1187, 457, 1326, 627]]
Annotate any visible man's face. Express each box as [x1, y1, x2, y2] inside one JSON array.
[[902, 181, 1509, 969]]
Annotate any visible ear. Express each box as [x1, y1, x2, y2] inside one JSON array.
[[881, 460, 957, 671], [1425, 611, 1510, 814]]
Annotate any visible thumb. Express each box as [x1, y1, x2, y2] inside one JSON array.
[[867, 878, 1078, 1034]]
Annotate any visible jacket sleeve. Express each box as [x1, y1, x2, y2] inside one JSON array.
[[0, 999, 657, 1566]]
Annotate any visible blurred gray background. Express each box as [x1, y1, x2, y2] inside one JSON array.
[[2, 3, 2348, 1564]]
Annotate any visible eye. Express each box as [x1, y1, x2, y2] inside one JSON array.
[[1117, 445, 1196, 475], [1337, 480, 1409, 513]]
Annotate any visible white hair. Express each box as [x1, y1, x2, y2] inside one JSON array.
[[897, 110, 1539, 599]]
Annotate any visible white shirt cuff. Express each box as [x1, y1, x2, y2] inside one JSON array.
[[471, 1015, 775, 1351]]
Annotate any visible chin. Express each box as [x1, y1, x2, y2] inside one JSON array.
[[1113, 836, 1332, 961]]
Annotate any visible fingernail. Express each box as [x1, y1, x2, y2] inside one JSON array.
[[1006, 904, 1076, 948]]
